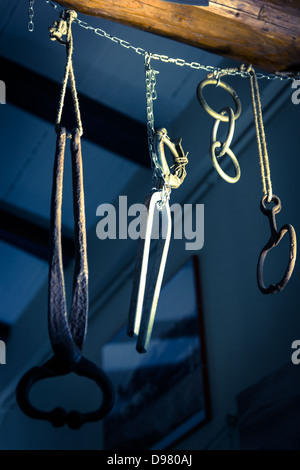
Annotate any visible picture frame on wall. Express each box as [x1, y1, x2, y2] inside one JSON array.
[[101, 256, 211, 450]]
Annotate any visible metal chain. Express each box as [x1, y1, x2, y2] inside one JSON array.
[[45, 0, 61, 13], [197, 76, 242, 183], [145, 54, 173, 207], [144, 54, 171, 207], [145, 54, 159, 170], [28, 0, 35, 32], [45, 1, 297, 81]]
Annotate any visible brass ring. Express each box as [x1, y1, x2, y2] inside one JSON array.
[[197, 78, 242, 122], [211, 107, 235, 157], [210, 141, 241, 183], [257, 224, 297, 294]]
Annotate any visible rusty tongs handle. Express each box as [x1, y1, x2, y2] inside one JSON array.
[[257, 195, 297, 294]]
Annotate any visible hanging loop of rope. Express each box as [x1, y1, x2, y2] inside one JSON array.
[[49, 9, 83, 137]]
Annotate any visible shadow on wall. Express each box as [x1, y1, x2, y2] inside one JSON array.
[[237, 362, 300, 450]]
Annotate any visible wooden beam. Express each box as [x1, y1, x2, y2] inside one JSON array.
[[1, 57, 148, 167], [56, 0, 300, 74]]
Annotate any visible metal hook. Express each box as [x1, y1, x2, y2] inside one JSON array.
[[213, 70, 221, 87], [257, 195, 297, 294], [127, 190, 172, 353], [154, 128, 188, 189]]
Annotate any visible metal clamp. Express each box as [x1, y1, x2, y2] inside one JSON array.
[[154, 128, 188, 189], [257, 195, 297, 294], [16, 355, 115, 429], [197, 78, 242, 122]]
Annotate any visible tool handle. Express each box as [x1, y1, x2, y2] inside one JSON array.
[[16, 355, 114, 429]]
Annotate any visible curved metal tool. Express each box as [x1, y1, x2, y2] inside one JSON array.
[[127, 190, 172, 353], [257, 194, 297, 294], [154, 128, 188, 189], [16, 127, 114, 427], [209, 106, 240, 183], [127, 128, 187, 353]]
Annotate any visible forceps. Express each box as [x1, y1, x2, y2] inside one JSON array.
[[127, 128, 188, 353]]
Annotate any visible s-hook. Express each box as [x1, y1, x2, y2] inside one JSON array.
[[127, 128, 188, 353], [197, 72, 242, 183], [249, 67, 297, 294], [16, 10, 114, 429]]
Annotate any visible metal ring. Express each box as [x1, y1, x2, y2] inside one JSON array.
[[16, 355, 115, 429], [154, 128, 188, 189], [210, 141, 241, 183], [260, 194, 281, 215], [197, 78, 242, 122], [257, 223, 297, 294], [211, 107, 235, 157]]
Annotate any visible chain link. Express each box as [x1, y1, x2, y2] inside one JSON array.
[[28, 0, 35, 32], [144, 57, 173, 205], [77, 18, 147, 55], [45, 0, 61, 13], [45, 0, 296, 81]]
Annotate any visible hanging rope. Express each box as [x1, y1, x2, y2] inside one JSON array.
[[248, 67, 297, 294], [249, 67, 273, 202], [16, 9, 114, 428], [49, 9, 83, 137], [28, 0, 35, 32]]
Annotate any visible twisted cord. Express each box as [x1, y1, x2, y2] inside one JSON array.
[[249, 67, 273, 202], [50, 10, 83, 137]]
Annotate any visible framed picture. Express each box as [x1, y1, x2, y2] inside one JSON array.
[[101, 256, 211, 450]]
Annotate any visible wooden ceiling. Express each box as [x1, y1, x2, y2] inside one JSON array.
[[56, 0, 300, 74]]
